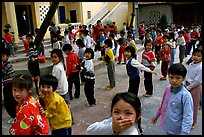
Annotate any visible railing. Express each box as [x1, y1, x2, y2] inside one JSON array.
[[86, 3, 109, 26], [57, 23, 81, 33], [101, 2, 124, 25]]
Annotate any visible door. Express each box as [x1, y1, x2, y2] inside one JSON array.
[[15, 5, 34, 36], [70, 10, 77, 23], [59, 6, 66, 23]]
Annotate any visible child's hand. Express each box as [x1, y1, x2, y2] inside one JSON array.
[[151, 71, 157, 76], [112, 118, 134, 134], [151, 117, 157, 124]]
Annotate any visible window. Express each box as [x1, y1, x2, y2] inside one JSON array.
[[149, 10, 160, 25], [87, 11, 91, 19]]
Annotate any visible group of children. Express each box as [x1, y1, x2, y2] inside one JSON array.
[[2, 21, 202, 135]]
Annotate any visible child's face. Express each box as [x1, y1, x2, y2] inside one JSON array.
[[145, 43, 152, 52], [12, 86, 31, 102], [39, 85, 53, 98], [84, 52, 91, 59], [163, 37, 169, 43], [112, 99, 136, 123], [51, 53, 60, 65], [124, 50, 131, 59], [26, 37, 33, 43], [192, 52, 202, 64], [2, 54, 9, 62], [168, 74, 185, 90]]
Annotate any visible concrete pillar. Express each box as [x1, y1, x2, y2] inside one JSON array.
[[4, 2, 19, 43]]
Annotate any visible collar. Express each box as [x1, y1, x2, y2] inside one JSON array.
[[170, 84, 184, 94]]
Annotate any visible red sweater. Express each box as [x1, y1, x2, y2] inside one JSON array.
[[158, 42, 172, 62], [4, 33, 13, 43], [66, 52, 80, 76], [9, 95, 49, 135]]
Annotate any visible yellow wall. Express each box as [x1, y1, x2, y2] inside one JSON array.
[[81, 2, 107, 25], [2, 2, 7, 33], [107, 2, 119, 10]]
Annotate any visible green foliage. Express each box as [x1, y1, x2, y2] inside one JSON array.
[[64, 19, 71, 24], [157, 14, 168, 32], [104, 19, 112, 26]]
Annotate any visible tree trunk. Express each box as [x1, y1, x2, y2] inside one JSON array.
[[34, 2, 60, 51], [129, 2, 135, 27]]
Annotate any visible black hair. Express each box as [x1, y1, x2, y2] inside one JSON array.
[[168, 63, 187, 78], [2, 48, 10, 56], [192, 48, 202, 55], [39, 74, 58, 92], [120, 30, 125, 35], [4, 28, 9, 34], [84, 48, 94, 59], [51, 48, 64, 62], [109, 33, 115, 38], [178, 30, 184, 35], [124, 46, 136, 58], [163, 34, 170, 40], [117, 38, 124, 45], [111, 92, 143, 134], [12, 74, 33, 92], [104, 39, 113, 48], [76, 39, 85, 47], [97, 20, 101, 24], [26, 34, 33, 39], [62, 43, 72, 52], [35, 28, 39, 34]]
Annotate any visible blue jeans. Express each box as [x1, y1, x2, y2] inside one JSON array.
[[170, 48, 176, 66], [52, 127, 72, 135]]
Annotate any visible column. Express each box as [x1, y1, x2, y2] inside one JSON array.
[[4, 2, 19, 43]]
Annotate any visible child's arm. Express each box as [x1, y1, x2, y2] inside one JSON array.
[[131, 59, 157, 75]]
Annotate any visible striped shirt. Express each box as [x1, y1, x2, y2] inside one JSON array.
[[28, 42, 38, 59], [2, 60, 15, 85]]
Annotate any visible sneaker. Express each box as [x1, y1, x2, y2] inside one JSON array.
[[122, 62, 126, 64], [7, 118, 15, 124], [191, 123, 195, 129], [117, 62, 121, 64], [143, 93, 152, 97], [160, 77, 167, 80]]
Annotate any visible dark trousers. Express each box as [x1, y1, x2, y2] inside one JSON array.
[[52, 127, 72, 135], [3, 82, 18, 118], [68, 72, 80, 99], [84, 80, 96, 105], [161, 61, 169, 77], [155, 45, 161, 62], [144, 71, 153, 95], [128, 76, 140, 96]]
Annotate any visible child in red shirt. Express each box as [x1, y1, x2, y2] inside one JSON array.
[[158, 35, 172, 80], [9, 74, 49, 135]]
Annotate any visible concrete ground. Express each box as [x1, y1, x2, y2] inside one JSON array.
[[2, 42, 202, 135]]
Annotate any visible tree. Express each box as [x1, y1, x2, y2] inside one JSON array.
[[157, 14, 168, 32], [129, 2, 135, 27], [34, 2, 60, 51]]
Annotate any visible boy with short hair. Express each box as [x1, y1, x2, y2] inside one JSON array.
[[151, 63, 193, 135]]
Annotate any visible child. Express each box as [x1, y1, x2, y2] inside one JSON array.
[[76, 38, 86, 63], [176, 30, 186, 63], [127, 34, 137, 58], [99, 39, 116, 90], [117, 37, 127, 64], [9, 74, 49, 135], [151, 63, 193, 135], [62, 44, 81, 100], [19, 36, 29, 56], [184, 48, 202, 129], [26, 34, 40, 96], [52, 33, 61, 49], [109, 33, 118, 56], [158, 35, 172, 80], [63, 30, 70, 45], [169, 32, 176, 66], [39, 74, 72, 135], [99, 29, 106, 57], [2, 48, 18, 124], [86, 92, 142, 135], [124, 46, 157, 96], [82, 48, 96, 107], [141, 40, 157, 97], [50, 49, 70, 104], [154, 30, 163, 64], [4, 28, 17, 57]]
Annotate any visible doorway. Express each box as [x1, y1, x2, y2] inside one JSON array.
[[59, 6, 66, 23], [70, 10, 77, 23], [15, 5, 34, 36]]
